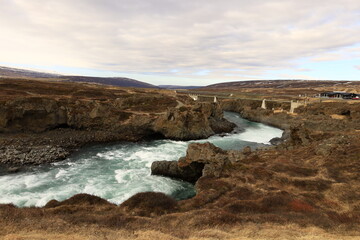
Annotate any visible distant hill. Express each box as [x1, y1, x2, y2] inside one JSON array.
[[203, 80, 359, 89], [159, 85, 202, 90], [0, 66, 158, 88], [0, 66, 60, 78], [61, 76, 158, 88]]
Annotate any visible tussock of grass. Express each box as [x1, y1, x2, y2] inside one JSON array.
[[120, 192, 179, 217], [55, 193, 114, 207], [2, 223, 360, 240]]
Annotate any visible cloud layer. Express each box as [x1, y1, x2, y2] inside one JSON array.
[[1, 0, 360, 82]]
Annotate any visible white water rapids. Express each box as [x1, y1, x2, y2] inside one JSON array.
[[0, 112, 283, 207]]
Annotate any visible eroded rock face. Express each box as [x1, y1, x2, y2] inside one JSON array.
[[0, 98, 234, 140], [152, 103, 235, 140], [179, 142, 228, 177], [152, 142, 251, 182], [0, 98, 133, 133], [151, 143, 222, 183]]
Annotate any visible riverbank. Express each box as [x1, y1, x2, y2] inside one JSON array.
[[0, 112, 282, 207]]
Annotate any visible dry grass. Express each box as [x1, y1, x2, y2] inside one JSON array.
[[0, 78, 177, 111], [331, 114, 347, 120], [2, 223, 359, 240], [120, 192, 179, 217]]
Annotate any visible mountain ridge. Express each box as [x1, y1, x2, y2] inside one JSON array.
[[0, 66, 158, 88], [203, 79, 358, 89]]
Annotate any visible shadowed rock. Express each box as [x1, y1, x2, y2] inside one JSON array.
[[151, 160, 204, 183], [270, 137, 282, 145], [152, 142, 232, 182]]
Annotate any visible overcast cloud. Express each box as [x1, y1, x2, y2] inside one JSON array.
[[1, 0, 360, 84]]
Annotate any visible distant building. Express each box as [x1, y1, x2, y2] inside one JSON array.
[[320, 92, 360, 99]]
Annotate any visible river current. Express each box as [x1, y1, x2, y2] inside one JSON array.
[[0, 112, 283, 207]]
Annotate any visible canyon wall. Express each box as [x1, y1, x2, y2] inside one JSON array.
[[0, 94, 234, 166]]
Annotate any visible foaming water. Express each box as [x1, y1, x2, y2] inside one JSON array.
[[0, 112, 282, 207]]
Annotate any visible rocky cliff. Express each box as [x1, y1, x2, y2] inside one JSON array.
[[220, 99, 291, 129]]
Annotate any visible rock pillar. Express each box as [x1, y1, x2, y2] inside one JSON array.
[[261, 99, 267, 109]]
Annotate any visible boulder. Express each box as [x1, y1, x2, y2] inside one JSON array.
[[270, 137, 282, 145], [151, 160, 204, 183], [6, 167, 21, 174]]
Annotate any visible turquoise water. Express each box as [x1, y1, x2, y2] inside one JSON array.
[[0, 112, 283, 207]]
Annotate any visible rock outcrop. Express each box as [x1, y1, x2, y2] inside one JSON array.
[[151, 142, 226, 182], [178, 142, 229, 178], [152, 142, 252, 182], [152, 103, 235, 140], [0, 97, 138, 133], [150, 160, 204, 183]]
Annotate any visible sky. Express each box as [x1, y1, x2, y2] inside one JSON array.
[[1, 0, 360, 86]]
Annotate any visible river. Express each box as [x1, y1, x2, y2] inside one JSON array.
[[0, 112, 283, 207]]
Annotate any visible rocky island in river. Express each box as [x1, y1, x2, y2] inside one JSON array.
[[1, 77, 360, 239]]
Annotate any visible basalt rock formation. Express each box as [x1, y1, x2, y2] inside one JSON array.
[[153, 103, 235, 140], [220, 99, 291, 129], [0, 95, 160, 134], [151, 142, 251, 182], [150, 160, 204, 183]]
